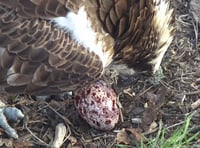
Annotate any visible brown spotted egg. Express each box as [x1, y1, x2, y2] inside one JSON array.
[[74, 80, 119, 130]]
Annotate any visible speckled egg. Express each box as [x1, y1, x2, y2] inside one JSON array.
[[74, 80, 119, 130]]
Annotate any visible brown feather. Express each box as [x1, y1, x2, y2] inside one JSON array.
[[0, 0, 174, 95], [87, 0, 174, 73], [0, 6, 103, 95]]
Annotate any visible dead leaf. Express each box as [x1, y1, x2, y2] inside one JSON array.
[[115, 128, 131, 145], [148, 121, 158, 132], [191, 99, 200, 110], [141, 89, 167, 132], [13, 140, 34, 148], [141, 106, 157, 131], [115, 128, 146, 145], [0, 138, 13, 148], [68, 136, 78, 146], [126, 128, 146, 142], [191, 78, 200, 89]]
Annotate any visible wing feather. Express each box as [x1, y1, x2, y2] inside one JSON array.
[[0, 6, 103, 95], [0, 0, 84, 18], [87, 0, 174, 73]]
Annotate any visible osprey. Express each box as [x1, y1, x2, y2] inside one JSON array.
[[0, 0, 174, 95]]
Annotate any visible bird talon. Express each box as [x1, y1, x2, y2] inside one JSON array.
[[0, 101, 24, 139]]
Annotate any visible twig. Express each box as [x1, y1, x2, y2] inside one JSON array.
[[191, 99, 200, 110], [45, 103, 72, 143], [45, 103, 73, 126], [25, 125, 49, 147], [165, 120, 185, 130], [178, 90, 200, 96], [117, 96, 124, 122], [138, 86, 154, 97]]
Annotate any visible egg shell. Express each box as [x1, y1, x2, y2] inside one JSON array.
[[74, 80, 119, 130]]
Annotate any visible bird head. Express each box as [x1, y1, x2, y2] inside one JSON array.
[[90, 0, 175, 75], [54, 0, 174, 75]]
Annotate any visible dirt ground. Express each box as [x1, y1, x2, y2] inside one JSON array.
[[0, 0, 200, 147]]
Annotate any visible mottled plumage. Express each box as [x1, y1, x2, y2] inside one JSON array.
[[0, 0, 174, 95]]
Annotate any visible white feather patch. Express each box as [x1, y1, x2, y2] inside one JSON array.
[[52, 7, 110, 67], [151, 0, 174, 73]]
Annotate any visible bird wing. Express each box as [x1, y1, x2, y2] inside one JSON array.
[[0, 0, 82, 18], [0, 0, 174, 95], [85, 0, 174, 73], [0, 1, 103, 95]]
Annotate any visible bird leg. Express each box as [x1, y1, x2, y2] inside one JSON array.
[[0, 100, 24, 139]]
